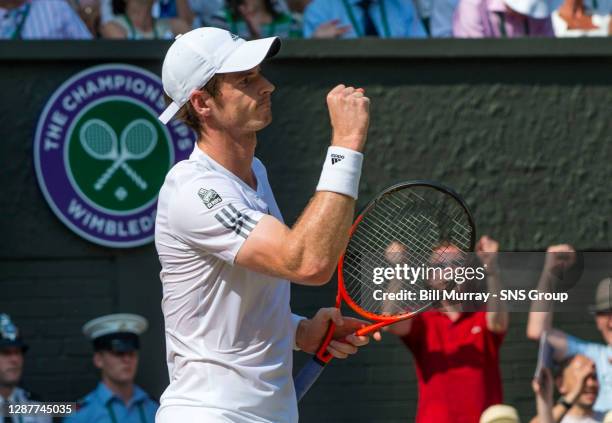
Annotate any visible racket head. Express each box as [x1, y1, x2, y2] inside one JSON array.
[[120, 119, 158, 159], [79, 119, 118, 159], [338, 180, 476, 323]]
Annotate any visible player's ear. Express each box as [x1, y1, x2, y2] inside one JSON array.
[[190, 90, 212, 118]]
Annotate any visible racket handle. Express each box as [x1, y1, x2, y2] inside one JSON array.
[[294, 357, 327, 402], [294, 313, 338, 401]]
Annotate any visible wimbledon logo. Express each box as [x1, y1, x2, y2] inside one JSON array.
[[34, 64, 195, 248]]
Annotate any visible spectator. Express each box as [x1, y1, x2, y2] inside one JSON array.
[[66, 0, 102, 36], [388, 236, 509, 423], [64, 314, 158, 423], [286, 0, 311, 13], [551, 0, 610, 36], [0, 314, 51, 423], [583, 0, 611, 17], [531, 355, 605, 423], [453, 0, 556, 37], [413, 0, 432, 32], [431, 0, 461, 35], [100, 0, 190, 39], [0, 0, 92, 39], [99, 0, 193, 33], [527, 245, 611, 414], [303, 0, 427, 38], [156, 0, 193, 22], [481, 404, 521, 423], [186, 0, 223, 26], [210, 0, 301, 40]]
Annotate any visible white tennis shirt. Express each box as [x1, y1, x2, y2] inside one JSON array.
[[155, 144, 303, 422]]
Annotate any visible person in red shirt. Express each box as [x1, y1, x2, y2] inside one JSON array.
[[389, 235, 509, 423]]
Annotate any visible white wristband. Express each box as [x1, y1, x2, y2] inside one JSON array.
[[316, 146, 363, 200]]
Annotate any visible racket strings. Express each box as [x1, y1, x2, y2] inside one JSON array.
[[352, 193, 464, 262], [342, 186, 474, 317]]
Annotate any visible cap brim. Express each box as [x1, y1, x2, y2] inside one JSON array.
[[108, 341, 138, 353], [589, 305, 612, 314], [217, 37, 281, 74], [0, 339, 28, 353]]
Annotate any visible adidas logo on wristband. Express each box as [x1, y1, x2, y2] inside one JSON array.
[[331, 154, 345, 165]]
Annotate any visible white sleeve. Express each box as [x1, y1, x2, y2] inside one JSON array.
[[168, 177, 265, 264], [291, 313, 307, 351]]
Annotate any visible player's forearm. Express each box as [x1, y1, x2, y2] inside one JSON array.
[[284, 191, 355, 284]]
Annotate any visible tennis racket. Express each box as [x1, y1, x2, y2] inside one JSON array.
[[294, 180, 476, 401]]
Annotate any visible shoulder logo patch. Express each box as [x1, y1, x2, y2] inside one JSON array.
[[198, 188, 222, 209]]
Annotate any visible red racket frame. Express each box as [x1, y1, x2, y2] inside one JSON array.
[[313, 180, 475, 364]]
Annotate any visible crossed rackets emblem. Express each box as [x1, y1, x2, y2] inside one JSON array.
[[79, 119, 158, 191]]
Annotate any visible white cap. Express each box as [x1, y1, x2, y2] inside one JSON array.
[[159, 27, 281, 124], [82, 313, 148, 339], [504, 0, 560, 18]]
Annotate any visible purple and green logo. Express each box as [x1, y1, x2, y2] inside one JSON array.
[[34, 64, 195, 248]]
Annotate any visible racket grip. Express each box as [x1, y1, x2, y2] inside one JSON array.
[[294, 357, 326, 402]]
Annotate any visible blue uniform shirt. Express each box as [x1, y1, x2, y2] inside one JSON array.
[[64, 383, 158, 423], [566, 334, 612, 413], [303, 0, 427, 38]]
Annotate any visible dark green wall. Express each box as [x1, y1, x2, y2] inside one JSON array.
[[0, 39, 610, 422]]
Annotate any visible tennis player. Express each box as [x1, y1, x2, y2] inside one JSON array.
[[155, 27, 375, 422]]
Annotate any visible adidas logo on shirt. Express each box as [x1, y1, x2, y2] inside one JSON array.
[[331, 154, 344, 165], [214, 204, 257, 239]]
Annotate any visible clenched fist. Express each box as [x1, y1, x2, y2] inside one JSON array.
[[326, 84, 370, 152]]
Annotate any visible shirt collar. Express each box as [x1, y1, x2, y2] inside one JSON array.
[[190, 143, 261, 195], [131, 385, 148, 404], [434, 310, 475, 323], [95, 382, 115, 405]]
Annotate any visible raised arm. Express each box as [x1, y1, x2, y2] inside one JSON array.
[[236, 85, 370, 286], [477, 236, 509, 333], [530, 368, 554, 423], [526, 244, 575, 358]]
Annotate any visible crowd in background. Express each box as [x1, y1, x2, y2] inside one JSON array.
[[0, 0, 611, 42], [1, 244, 611, 422]]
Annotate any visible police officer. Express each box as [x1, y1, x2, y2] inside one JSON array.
[[0, 314, 51, 423], [64, 314, 157, 423]]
